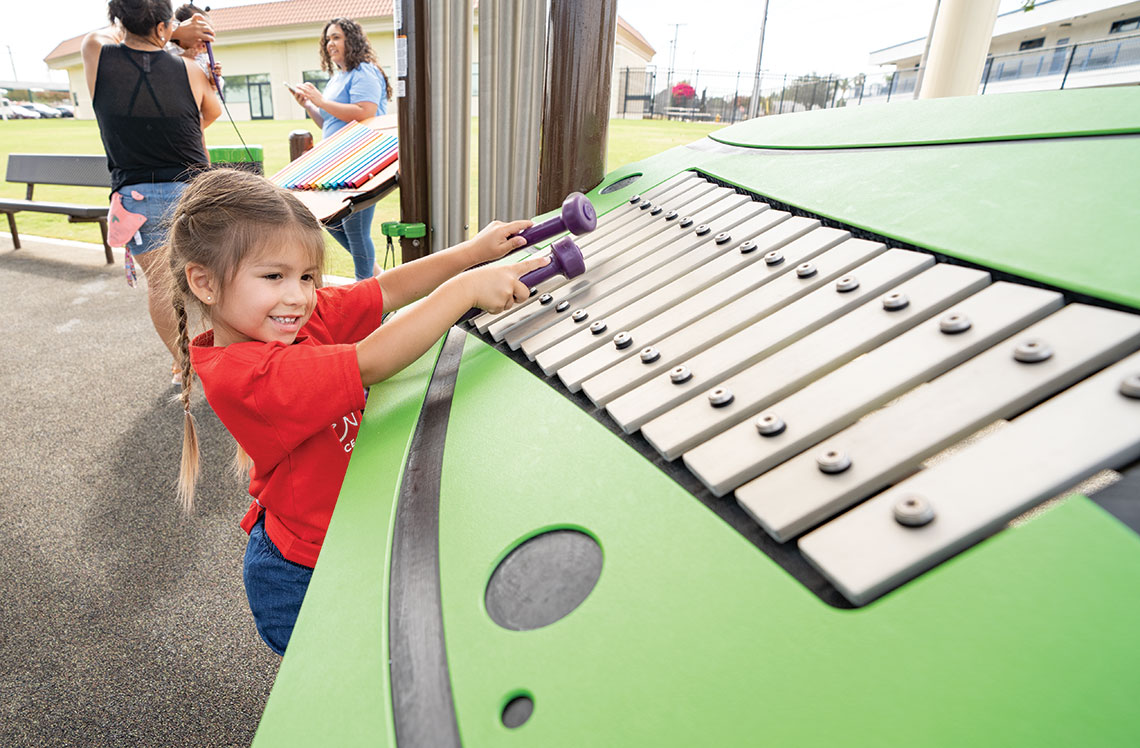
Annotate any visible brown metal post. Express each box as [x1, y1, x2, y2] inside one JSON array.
[[396, 0, 432, 260], [288, 130, 313, 161], [536, 0, 618, 215]]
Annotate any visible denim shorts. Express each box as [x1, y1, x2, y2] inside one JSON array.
[[243, 514, 313, 656], [115, 181, 187, 255]]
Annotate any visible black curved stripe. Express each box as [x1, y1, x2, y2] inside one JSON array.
[[389, 327, 467, 748]]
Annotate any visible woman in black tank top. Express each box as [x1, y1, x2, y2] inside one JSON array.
[[81, 0, 221, 384]]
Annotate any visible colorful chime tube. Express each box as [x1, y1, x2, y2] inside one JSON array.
[[271, 122, 398, 191]]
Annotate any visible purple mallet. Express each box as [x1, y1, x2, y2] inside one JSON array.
[[205, 42, 224, 103], [459, 235, 586, 323], [513, 192, 596, 247]]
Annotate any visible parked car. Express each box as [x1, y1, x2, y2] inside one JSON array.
[[56, 104, 75, 118], [28, 103, 62, 118], [0, 100, 41, 119]]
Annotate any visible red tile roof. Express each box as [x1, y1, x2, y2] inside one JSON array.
[[46, 1, 653, 64], [47, 0, 394, 62], [209, 0, 393, 33]]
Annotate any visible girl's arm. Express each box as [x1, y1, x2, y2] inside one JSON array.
[[357, 254, 550, 386], [377, 219, 533, 312]]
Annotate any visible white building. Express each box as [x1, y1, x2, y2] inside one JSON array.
[[45, 0, 654, 122], [866, 0, 1140, 100]]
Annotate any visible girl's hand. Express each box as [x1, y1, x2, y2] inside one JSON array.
[[468, 219, 534, 265], [460, 254, 551, 314], [298, 82, 324, 108]]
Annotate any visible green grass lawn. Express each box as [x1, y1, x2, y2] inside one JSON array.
[[0, 116, 721, 278]]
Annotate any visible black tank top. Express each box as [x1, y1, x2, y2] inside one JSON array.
[[93, 44, 210, 193]]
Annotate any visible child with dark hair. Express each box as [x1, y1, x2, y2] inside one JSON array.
[[169, 2, 223, 93], [165, 169, 548, 655]]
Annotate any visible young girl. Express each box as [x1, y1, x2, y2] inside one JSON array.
[[167, 169, 548, 655]]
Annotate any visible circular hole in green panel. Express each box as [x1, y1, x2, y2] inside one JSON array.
[[485, 529, 602, 631], [501, 692, 534, 729]]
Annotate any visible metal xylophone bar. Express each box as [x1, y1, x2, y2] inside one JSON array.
[[487, 183, 735, 343], [470, 171, 706, 334], [465, 171, 1140, 607]]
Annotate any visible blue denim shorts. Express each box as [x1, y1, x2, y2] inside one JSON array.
[[115, 181, 187, 255], [243, 515, 313, 656]]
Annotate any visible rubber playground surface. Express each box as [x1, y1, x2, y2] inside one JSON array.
[[0, 236, 278, 747]]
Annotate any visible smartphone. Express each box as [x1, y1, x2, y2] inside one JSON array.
[[283, 81, 300, 94]]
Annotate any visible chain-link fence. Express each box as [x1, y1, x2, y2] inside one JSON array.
[[617, 31, 1140, 120], [618, 67, 851, 125]]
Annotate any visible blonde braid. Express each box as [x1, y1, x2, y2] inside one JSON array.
[[174, 297, 200, 512]]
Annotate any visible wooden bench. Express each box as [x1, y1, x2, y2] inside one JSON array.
[[1, 154, 114, 264]]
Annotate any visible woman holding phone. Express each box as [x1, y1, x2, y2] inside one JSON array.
[[290, 17, 392, 280]]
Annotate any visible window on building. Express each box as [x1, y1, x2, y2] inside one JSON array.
[[302, 71, 331, 89], [1019, 37, 1045, 51], [1110, 16, 1140, 34], [224, 74, 273, 119]]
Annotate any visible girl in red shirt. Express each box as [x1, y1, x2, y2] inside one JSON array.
[[166, 169, 548, 654]]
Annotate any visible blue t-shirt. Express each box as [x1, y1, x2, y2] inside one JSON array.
[[320, 62, 388, 138]]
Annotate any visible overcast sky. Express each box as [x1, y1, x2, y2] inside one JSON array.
[[3, 0, 1028, 86]]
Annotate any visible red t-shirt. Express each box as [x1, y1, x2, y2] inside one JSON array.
[[190, 278, 384, 568]]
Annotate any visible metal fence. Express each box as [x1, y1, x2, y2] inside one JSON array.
[[618, 66, 848, 125], [617, 31, 1140, 119]]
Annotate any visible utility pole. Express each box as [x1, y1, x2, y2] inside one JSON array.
[[666, 23, 685, 102], [913, 0, 942, 99], [746, 0, 770, 119], [5, 45, 17, 81]]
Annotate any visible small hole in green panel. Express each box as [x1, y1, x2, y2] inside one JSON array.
[[502, 693, 534, 728]]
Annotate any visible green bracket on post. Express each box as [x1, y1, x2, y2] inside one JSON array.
[[380, 222, 427, 238], [379, 222, 427, 269]]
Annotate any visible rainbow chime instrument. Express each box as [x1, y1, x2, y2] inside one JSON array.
[[271, 120, 398, 191]]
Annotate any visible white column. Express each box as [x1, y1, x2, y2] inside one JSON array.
[[918, 0, 1000, 99]]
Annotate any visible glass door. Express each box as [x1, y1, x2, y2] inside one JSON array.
[[249, 81, 274, 120]]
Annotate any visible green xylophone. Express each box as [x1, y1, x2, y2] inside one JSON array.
[[254, 87, 1140, 748]]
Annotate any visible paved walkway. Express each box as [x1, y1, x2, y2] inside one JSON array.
[[0, 236, 279, 747]]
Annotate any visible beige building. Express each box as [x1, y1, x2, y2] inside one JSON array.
[[46, 0, 654, 121]]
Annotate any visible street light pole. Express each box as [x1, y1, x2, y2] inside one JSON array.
[[913, 0, 942, 99], [6, 45, 18, 81], [747, 0, 770, 119], [666, 23, 685, 104]]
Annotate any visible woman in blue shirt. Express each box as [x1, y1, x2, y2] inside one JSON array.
[[292, 17, 392, 280]]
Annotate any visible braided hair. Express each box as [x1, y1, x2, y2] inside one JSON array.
[[163, 168, 326, 511]]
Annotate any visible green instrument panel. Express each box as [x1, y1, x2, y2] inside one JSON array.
[[254, 89, 1140, 747]]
